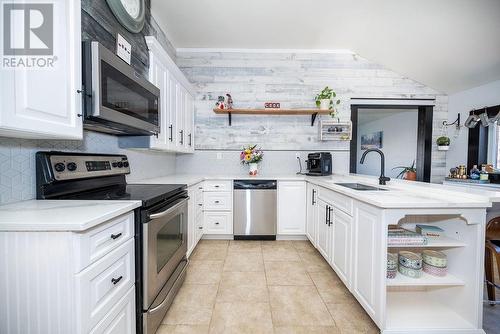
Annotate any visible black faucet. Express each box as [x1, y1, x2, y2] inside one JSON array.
[[359, 149, 391, 185]]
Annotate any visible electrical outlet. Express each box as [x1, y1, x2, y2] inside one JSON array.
[[116, 34, 131, 65], [216, 153, 223, 160]]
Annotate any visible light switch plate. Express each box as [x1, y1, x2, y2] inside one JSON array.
[[116, 33, 132, 64]]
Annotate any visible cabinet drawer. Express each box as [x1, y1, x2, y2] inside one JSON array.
[[203, 192, 232, 210], [204, 212, 232, 234], [74, 212, 134, 273], [76, 239, 135, 334], [319, 188, 353, 216], [204, 180, 232, 192], [90, 286, 135, 334]]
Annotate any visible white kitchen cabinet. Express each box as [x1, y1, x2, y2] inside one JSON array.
[[315, 198, 332, 261], [187, 183, 204, 257], [0, 211, 136, 334], [204, 211, 233, 234], [306, 183, 318, 245], [331, 208, 352, 288], [351, 202, 383, 322], [202, 180, 233, 236], [0, 0, 82, 139], [277, 181, 307, 235], [120, 36, 194, 153]]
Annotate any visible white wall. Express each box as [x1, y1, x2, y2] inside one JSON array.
[[176, 150, 350, 175], [446, 80, 500, 170], [356, 110, 418, 178]]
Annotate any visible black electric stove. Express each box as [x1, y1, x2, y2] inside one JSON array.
[[35, 151, 188, 334]]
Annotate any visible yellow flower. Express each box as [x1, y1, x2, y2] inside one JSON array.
[[245, 149, 251, 154], [245, 154, 251, 161]]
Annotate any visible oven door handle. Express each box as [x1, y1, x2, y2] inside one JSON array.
[[149, 197, 189, 219]]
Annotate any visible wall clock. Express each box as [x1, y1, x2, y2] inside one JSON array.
[[106, 0, 146, 33]]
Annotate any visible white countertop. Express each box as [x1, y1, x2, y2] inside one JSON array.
[[0, 200, 141, 231], [135, 173, 494, 209]]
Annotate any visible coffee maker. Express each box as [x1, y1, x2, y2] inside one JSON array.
[[306, 152, 332, 176]]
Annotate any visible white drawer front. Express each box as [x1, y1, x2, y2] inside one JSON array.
[[76, 239, 135, 334], [204, 180, 232, 192], [319, 187, 353, 216], [90, 286, 135, 334], [74, 212, 134, 272], [204, 212, 232, 234], [203, 191, 232, 210]]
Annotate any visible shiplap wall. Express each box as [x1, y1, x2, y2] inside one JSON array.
[[176, 50, 448, 182]]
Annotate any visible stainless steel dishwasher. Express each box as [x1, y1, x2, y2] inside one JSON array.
[[233, 180, 277, 240]]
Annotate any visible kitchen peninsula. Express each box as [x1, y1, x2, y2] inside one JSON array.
[[135, 173, 493, 334]]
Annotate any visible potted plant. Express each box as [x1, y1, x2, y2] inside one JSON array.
[[392, 161, 417, 181], [315, 86, 341, 116], [436, 136, 451, 151], [240, 145, 264, 176]]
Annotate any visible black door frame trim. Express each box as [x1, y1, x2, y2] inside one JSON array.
[[350, 104, 434, 183], [467, 105, 500, 170]]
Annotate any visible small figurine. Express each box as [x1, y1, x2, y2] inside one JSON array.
[[225, 94, 233, 109], [216, 95, 226, 109]]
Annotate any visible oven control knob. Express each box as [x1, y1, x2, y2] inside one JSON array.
[[54, 163, 65, 172], [123, 161, 129, 168], [112, 162, 118, 168], [67, 162, 77, 171], [117, 161, 124, 168]]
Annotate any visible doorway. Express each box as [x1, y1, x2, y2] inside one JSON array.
[[350, 103, 434, 183]]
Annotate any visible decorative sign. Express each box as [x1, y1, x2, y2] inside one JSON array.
[[116, 33, 132, 64], [264, 102, 280, 109]]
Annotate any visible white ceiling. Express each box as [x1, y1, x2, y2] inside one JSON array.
[[151, 0, 500, 94]]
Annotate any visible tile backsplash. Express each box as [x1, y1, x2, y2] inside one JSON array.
[[0, 131, 176, 204]]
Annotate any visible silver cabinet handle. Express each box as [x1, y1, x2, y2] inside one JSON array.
[[179, 130, 184, 145], [168, 125, 173, 142]]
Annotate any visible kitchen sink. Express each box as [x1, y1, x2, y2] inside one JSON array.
[[334, 183, 388, 191]]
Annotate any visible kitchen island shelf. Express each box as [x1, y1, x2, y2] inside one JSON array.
[[388, 236, 466, 248], [387, 272, 464, 287], [213, 108, 330, 126]]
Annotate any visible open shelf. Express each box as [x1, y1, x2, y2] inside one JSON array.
[[387, 271, 464, 287], [213, 108, 330, 126], [386, 291, 475, 331], [388, 236, 466, 248]]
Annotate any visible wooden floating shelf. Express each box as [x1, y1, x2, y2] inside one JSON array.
[[213, 108, 330, 126]]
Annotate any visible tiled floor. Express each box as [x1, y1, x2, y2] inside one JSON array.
[[156, 240, 378, 334]]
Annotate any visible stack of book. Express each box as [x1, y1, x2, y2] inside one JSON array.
[[416, 224, 444, 238], [388, 227, 428, 246]]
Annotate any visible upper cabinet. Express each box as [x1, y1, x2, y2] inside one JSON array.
[[0, 0, 83, 139], [120, 36, 195, 153]]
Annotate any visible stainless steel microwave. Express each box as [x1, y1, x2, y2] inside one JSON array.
[[82, 41, 160, 136]]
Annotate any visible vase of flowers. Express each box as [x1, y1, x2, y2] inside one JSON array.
[[240, 145, 264, 176]]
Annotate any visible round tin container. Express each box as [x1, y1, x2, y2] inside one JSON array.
[[387, 269, 397, 279], [422, 250, 447, 268], [423, 262, 447, 277], [399, 251, 422, 270], [387, 252, 398, 271], [398, 265, 423, 278]]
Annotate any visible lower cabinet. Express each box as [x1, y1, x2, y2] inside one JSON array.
[[187, 183, 204, 257], [331, 208, 352, 288], [306, 184, 319, 245], [0, 211, 136, 334], [315, 198, 332, 261], [277, 181, 307, 235], [202, 181, 233, 236], [351, 202, 383, 324]]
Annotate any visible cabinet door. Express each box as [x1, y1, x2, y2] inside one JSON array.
[[0, 0, 82, 139], [148, 57, 168, 149], [306, 184, 318, 246], [277, 181, 306, 235], [332, 208, 352, 288], [316, 199, 330, 260], [351, 202, 383, 325], [184, 94, 194, 152], [166, 71, 176, 148], [175, 84, 185, 151]]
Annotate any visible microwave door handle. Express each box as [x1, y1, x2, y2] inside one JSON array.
[[149, 198, 189, 219]]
